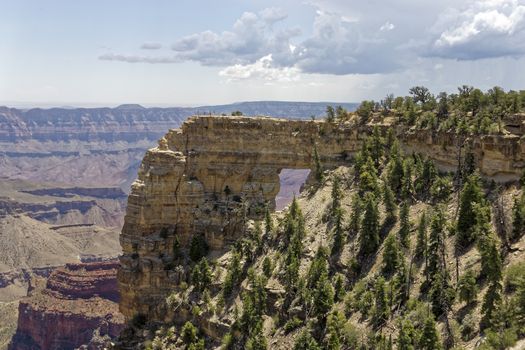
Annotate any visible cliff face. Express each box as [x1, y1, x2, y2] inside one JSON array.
[[118, 115, 525, 323], [8, 261, 124, 350]]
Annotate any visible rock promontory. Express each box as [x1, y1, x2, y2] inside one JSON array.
[[118, 115, 525, 323]]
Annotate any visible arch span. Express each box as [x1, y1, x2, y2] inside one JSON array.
[[118, 115, 361, 319]]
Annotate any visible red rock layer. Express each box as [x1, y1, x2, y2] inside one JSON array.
[[8, 260, 124, 350], [46, 261, 120, 302]]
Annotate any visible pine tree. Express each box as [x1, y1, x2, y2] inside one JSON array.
[[325, 311, 345, 350], [415, 212, 427, 258], [457, 269, 478, 305], [419, 158, 437, 196], [424, 209, 445, 289], [307, 246, 329, 288], [516, 278, 525, 327], [402, 159, 413, 199], [481, 281, 503, 330], [313, 272, 334, 321], [262, 256, 273, 278], [398, 318, 416, 350], [457, 174, 484, 249], [429, 269, 455, 317], [223, 251, 242, 298], [388, 147, 405, 195], [372, 277, 389, 328], [398, 201, 411, 248], [419, 315, 442, 350], [477, 232, 502, 282], [326, 106, 335, 123], [313, 145, 323, 181], [382, 233, 399, 276], [293, 329, 321, 350], [360, 193, 380, 256], [264, 205, 273, 235], [245, 332, 267, 350], [511, 194, 525, 241], [371, 126, 384, 168], [191, 257, 212, 293], [333, 274, 345, 302], [383, 181, 397, 224], [462, 145, 476, 181], [331, 207, 344, 256]]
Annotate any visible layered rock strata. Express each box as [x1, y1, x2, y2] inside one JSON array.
[[119, 115, 525, 322], [8, 260, 124, 350]]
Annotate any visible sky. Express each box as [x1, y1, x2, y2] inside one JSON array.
[[1, 0, 525, 107]]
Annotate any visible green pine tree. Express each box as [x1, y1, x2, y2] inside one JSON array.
[[398, 201, 411, 248], [382, 233, 400, 276], [383, 181, 397, 224], [457, 174, 484, 249], [419, 315, 442, 350], [397, 318, 416, 350], [313, 145, 323, 181], [415, 212, 427, 259], [264, 205, 273, 235], [293, 329, 321, 350], [511, 194, 525, 241], [372, 277, 389, 328], [481, 281, 503, 330], [360, 193, 380, 256], [457, 269, 478, 305]]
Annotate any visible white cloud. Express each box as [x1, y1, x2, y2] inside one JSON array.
[[100, 6, 402, 75], [260, 7, 288, 24], [219, 54, 300, 82], [169, 9, 298, 66], [431, 0, 525, 59], [380, 21, 395, 31], [99, 0, 525, 82]]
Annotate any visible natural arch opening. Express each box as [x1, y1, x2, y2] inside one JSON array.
[[275, 169, 311, 211]]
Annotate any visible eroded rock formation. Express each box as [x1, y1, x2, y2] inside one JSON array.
[[9, 260, 124, 350], [118, 115, 525, 322]]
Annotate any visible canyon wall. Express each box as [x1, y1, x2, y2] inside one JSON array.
[[8, 261, 124, 350], [118, 115, 525, 323]]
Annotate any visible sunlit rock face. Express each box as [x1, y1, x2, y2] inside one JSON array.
[[118, 115, 525, 322]]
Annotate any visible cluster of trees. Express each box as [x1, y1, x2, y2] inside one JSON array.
[[329, 86, 525, 136]]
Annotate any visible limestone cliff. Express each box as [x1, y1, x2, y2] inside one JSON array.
[[118, 115, 525, 324]]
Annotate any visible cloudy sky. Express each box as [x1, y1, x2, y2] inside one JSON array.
[[1, 0, 525, 107]]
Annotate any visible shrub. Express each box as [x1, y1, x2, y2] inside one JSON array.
[[460, 313, 477, 341], [504, 261, 525, 293], [283, 317, 303, 333]]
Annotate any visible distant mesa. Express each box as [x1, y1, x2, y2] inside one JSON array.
[[115, 104, 146, 110]]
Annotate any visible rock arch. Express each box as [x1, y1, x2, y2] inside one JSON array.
[[118, 115, 525, 321]]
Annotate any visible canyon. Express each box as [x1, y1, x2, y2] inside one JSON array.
[[0, 102, 355, 349]]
